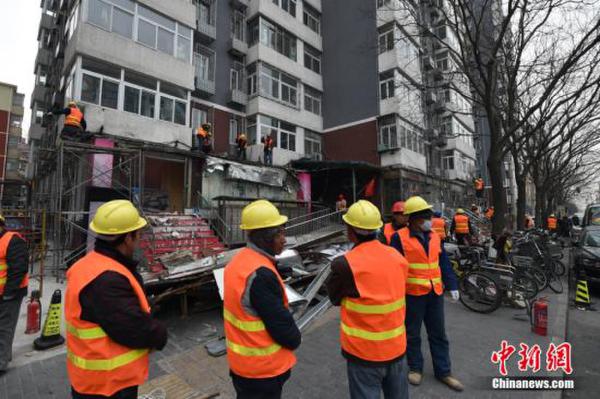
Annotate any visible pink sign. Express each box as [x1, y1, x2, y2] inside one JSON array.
[[297, 172, 311, 212], [91, 138, 114, 187]]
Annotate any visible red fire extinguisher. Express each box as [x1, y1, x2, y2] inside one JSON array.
[[531, 297, 548, 336], [25, 290, 42, 335]]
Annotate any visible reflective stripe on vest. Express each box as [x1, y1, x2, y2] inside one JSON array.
[[399, 228, 444, 296], [454, 215, 470, 234], [223, 248, 296, 378], [340, 240, 407, 362], [0, 232, 28, 295], [66, 251, 150, 396], [65, 107, 83, 128], [383, 223, 396, 245]]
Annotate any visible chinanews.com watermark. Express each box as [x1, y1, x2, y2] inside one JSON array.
[[489, 340, 575, 391]]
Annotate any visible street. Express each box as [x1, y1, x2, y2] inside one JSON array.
[[0, 260, 586, 399]]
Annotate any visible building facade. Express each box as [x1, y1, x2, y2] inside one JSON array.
[[0, 82, 27, 208]]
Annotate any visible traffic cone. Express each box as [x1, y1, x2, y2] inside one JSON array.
[[574, 279, 593, 310], [34, 289, 65, 350]]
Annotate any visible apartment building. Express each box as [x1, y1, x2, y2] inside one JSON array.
[[0, 82, 27, 208], [190, 0, 324, 165]]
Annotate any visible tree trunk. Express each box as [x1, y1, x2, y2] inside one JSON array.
[[515, 174, 527, 231], [487, 150, 506, 235], [535, 183, 545, 225]]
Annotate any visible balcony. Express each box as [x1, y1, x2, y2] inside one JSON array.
[[195, 77, 215, 95], [29, 124, 46, 141], [40, 12, 55, 30], [197, 21, 216, 42], [231, 0, 249, 8], [423, 55, 435, 70], [228, 37, 248, 57], [31, 85, 49, 104], [228, 89, 248, 105], [34, 48, 52, 71]]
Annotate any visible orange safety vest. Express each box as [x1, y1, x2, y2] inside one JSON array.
[[398, 228, 443, 296], [197, 127, 208, 138], [383, 223, 397, 245], [547, 217, 557, 230], [340, 240, 407, 362], [432, 218, 446, 239], [474, 179, 484, 191], [65, 251, 150, 396], [454, 214, 470, 234], [485, 208, 494, 219], [0, 232, 29, 295], [264, 137, 274, 150], [65, 107, 83, 129], [223, 248, 296, 378]]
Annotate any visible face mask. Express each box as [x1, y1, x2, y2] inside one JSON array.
[[421, 220, 433, 232]]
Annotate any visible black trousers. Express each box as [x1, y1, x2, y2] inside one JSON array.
[[0, 296, 24, 370], [231, 369, 291, 399], [72, 386, 138, 399]]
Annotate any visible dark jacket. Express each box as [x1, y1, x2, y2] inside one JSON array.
[[326, 239, 406, 367], [0, 230, 28, 301], [53, 107, 87, 131], [78, 240, 167, 351], [389, 229, 458, 291]]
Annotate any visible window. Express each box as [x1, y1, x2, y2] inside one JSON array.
[[380, 74, 395, 100], [377, 0, 393, 7], [304, 44, 321, 74], [157, 27, 175, 55], [174, 101, 186, 125], [195, 46, 215, 83], [304, 85, 322, 115], [378, 26, 394, 54], [443, 150, 455, 170], [88, 0, 111, 30], [176, 25, 192, 62], [81, 74, 101, 104], [232, 10, 245, 41], [259, 18, 297, 61], [9, 115, 23, 129], [248, 18, 260, 45], [192, 108, 208, 130], [35, 109, 45, 125], [304, 130, 322, 159], [197, 0, 215, 26], [160, 97, 174, 122], [399, 124, 424, 154], [273, 0, 296, 17], [66, 3, 80, 40], [137, 18, 156, 47], [101, 79, 119, 109], [379, 119, 397, 150], [259, 63, 299, 108], [229, 119, 238, 145], [37, 65, 48, 86], [230, 62, 245, 91], [303, 3, 321, 34], [261, 116, 296, 151], [247, 63, 258, 95], [281, 74, 298, 106], [112, 6, 133, 38], [124, 85, 155, 118]]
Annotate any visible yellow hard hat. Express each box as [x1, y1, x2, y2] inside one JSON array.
[[550, 214, 555, 218], [403, 196, 433, 215], [240, 200, 288, 230], [456, 208, 465, 214], [342, 200, 383, 231], [90, 200, 147, 235], [68, 100, 77, 107]]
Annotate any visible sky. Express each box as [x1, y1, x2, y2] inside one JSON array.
[[0, 1, 42, 140]]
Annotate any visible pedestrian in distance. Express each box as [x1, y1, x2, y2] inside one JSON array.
[[0, 213, 29, 374], [451, 208, 474, 246], [66, 200, 167, 399], [223, 200, 301, 399], [262, 134, 274, 166], [327, 200, 410, 399], [236, 132, 248, 161], [390, 196, 464, 392], [381, 201, 407, 245]]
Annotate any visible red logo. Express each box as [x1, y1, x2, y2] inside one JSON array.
[[491, 341, 572, 375]]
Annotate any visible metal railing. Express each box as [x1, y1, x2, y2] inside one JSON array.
[[285, 209, 346, 238], [210, 208, 234, 245]]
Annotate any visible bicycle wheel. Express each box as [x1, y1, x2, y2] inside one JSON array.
[[529, 266, 548, 291], [459, 271, 502, 313], [548, 273, 564, 293], [552, 260, 566, 277], [513, 273, 539, 300]]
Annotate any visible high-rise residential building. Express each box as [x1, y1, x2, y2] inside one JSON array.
[[0, 81, 27, 207], [29, 0, 481, 213]]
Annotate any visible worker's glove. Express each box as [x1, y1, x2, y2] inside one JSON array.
[[450, 290, 460, 302]]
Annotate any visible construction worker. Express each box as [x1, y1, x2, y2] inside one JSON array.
[[262, 134, 274, 166], [0, 214, 29, 374], [336, 194, 348, 212], [547, 214, 558, 232], [66, 200, 167, 398], [49, 101, 87, 140], [223, 200, 301, 398], [431, 211, 447, 241], [327, 200, 409, 399], [196, 123, 213, 154], [451, 208, 473, 246], [470, 204, 480, 217], [389, 196, 463, 392], [485, 206, 495, 220], [474, 176, 484, 198], [525, 214, 534, 229], [236, 132, 248, 161], [381, 201, 407, 245]]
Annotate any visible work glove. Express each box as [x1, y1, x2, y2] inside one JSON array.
[[450, 290, 460, 302]]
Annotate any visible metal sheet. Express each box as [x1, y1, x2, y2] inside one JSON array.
[[205, 156, 288, 187]]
